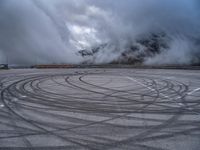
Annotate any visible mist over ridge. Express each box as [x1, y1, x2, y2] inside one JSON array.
[[0, 0, 200, 65]]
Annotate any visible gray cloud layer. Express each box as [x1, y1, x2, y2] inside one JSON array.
[[0, 0, 200, 65]]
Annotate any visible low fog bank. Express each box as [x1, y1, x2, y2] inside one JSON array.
[[0, 0, 200, 65]]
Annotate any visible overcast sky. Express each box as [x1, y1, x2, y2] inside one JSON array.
[[0, 0, 200, 65]]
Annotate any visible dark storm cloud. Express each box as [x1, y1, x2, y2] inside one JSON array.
[[86, 0, 200, 64], [0, 0, 200, 65]]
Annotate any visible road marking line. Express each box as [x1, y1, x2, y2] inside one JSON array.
[[188, 88, 200, 95], [126, 77, 170, 99], [126, 76, 186, 107], [21, 95, 27, 98], [178, 103, 184, 106], [126, 77, 156, 91]]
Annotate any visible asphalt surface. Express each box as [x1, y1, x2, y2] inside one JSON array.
[[0, 68, 200, 150]]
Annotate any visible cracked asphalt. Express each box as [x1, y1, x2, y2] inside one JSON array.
[[0, 68, 200, 150]]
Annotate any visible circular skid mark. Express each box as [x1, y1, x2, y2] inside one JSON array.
[[0, 69, 200, 150]]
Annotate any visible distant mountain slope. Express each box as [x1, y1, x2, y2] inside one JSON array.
[[78, 32, 170, 64]]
